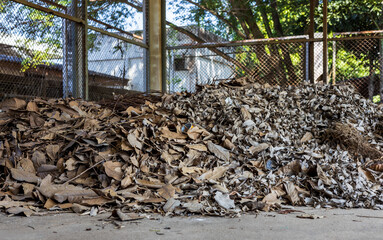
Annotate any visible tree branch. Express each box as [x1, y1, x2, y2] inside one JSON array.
[[166, 21, 252, 75], [183, 0, 246, 39], [89, 0, 142, 11]]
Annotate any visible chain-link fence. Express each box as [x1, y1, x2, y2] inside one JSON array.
[[87, 30, 145, 101], [167, 41, 308, 93], [0, 0, 146, 101], [166, 30, 326, 93], [166, 28, 383, 102], [0, 0, 64, 99], [330, 32, 383, 100], [1, 1, 382, 102]]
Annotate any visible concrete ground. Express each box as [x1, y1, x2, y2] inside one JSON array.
[[1, 207, 382, 240]]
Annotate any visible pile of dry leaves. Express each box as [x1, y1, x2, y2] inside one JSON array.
[[1, 81, 383, 217]]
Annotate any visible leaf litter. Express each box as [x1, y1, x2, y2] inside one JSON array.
[[1, 81, 383, 218]]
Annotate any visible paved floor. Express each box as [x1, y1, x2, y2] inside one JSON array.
[[1, 207, 383, 240]]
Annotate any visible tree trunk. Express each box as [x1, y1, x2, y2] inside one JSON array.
[[270, 0, 298, 85]]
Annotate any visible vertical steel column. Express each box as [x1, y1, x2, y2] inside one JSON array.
[[143, 0, 149, 92], [161, 0, 166, 92], [380, 39, 383, 102], [83, 0, 89, 100], [309, 0, 315, 84], [63, 0, 86, 98], [322, 0, 328, 84], [144, 0, 166, 93]]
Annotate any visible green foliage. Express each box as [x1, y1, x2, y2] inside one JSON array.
[[322, 0, 382, 32], [0, 0, 140, 71], [20, 50, 52, 72], [167, 76, 186, 92], [335, 49, 370, 79]]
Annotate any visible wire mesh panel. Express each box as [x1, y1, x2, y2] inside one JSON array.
[[0, 0, 64, 100], [0, 0, 146, 101], [87, 30, 145, 101], [331, 33, 383, 100], [167, 41, 306, 93]]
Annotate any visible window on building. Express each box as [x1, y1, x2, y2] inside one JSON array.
[[174, 58, 188, 71]]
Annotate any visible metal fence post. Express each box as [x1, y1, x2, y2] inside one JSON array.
[[63, 0, 86, 98], [332, 40, 336, 85], [323, 0, 328, 84], [144, 0, 166, 93], [143, 0, 149, 93], [309, 0, 315, 84], [380, 38, 383, 102], [83, 0, 88, 100]]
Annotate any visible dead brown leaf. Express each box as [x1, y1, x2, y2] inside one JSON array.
[[10, 168, 39, 183], [157, 184, 176, 200], [103, 161, 124, 181]]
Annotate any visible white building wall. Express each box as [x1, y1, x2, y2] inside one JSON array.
[[88, 31, 235, 93], [88, 34, 144, 91]]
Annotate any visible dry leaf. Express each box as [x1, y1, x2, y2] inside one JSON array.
[[284, 181, 300, 205], [112, 209, 144, 221], [198, 166, 228, 181], [135, 179, 164, 188], [300, 132, 313, 143], [358, 167, 376, 182], [19, 158, 36, 173], [249, 143, 269, 154], [103, 161, 123, 181], [368, 162, 383, 172], [10, 168, 39, 183], [160, 126, 187, 139], [0, 98, 26, 110], [46, 145, 60, 160], [186, 144, 207, 152], [157, 184, 176, 200], [127, 133, 142, 149], [26, 101, 39, 112], [32, 151, 46, 168], [317, 164, 332, 185], [207, 141, 230, 161], [214, 192, 235, 209], [121, 176, 132, 188], [6, 206, 34, 217]]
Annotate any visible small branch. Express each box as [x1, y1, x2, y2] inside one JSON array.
[[64, 158, 106, 184]]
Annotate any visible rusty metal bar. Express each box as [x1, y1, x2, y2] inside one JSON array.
[[167, 34, 383, 51], [328, 35, 383, 41], [309, 0, 315, 84], [334, 30, 383, 36], [323, 0, 328, 84], [36, 0, 143, 41], [11, 0, 85, 23], [380, 39, 383, 102], [88, 17, 143, 41], [37, 0, 66, 9], [83, 0, 89, 100], [168, 37, 315, 50], [332, 40, 336, 85]]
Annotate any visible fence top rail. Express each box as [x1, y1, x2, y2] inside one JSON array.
[[167, 34, 383, 50], [167, 37, 316, 50], [334, 30, 383, 36]]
